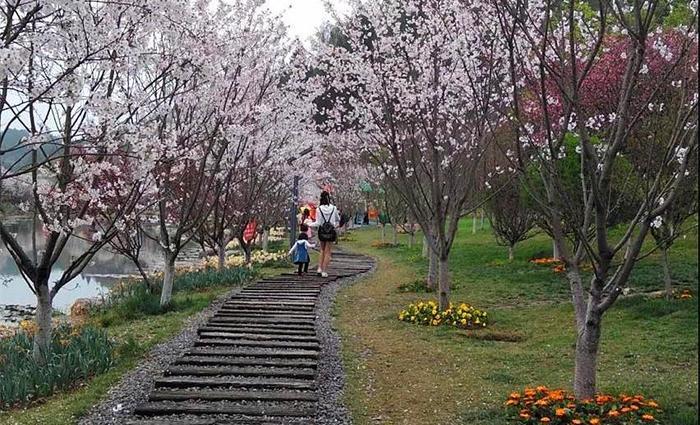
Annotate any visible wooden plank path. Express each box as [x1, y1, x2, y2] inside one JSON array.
[[128, 252, 372, 425]]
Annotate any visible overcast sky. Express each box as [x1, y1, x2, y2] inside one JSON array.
[[265, 0, 349, 45]]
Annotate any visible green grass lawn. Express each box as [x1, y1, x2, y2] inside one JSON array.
[[336, 222, 698, 425]]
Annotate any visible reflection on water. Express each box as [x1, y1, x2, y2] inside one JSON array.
[[0, 218, 199, 312]]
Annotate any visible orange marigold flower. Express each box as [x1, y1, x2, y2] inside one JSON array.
[[641, 414, 655, 422], [647, 400, 659, 408], [630, 404, 640, 411], [621, 407, 631, 413], [509, 392, 521, 399], [566, 403, 577, 409], [549, 390, 565, 401], [540, 417, 551, 423], [595, 395, 613, 404], [536, 385, 549, 392], [519, 412, 531, 420], [555, 408, 567, 417], [534, 399, 550, 407], [607, 410, 620, 417], [506, 399, 519, 406], [525, 388, 537, 397], [589, 418, 600, 425], [571, 420, 583, 425]]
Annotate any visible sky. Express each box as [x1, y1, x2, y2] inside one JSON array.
[[264, 0, 349, 45]]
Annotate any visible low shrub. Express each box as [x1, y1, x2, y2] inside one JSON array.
[[0, 323, 113, 408], [505, 386, 663, 424], [398, 300, 488, 328]]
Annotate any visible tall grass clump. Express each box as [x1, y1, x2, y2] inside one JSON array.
[[0, 323, 113, 409], [94, 266, 256, 326], [175, 266, 255, 292]]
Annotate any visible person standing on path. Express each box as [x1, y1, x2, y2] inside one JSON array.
[[288, 224, 316, 276], [301, 208, 314, 241], [310, 191, 340, 277]]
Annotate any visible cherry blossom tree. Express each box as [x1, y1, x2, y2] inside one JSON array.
[[0, 0, 161, 359], [496, 0, 698, 398], [486, 176, 537, 261], [315, 0, 510, 309]]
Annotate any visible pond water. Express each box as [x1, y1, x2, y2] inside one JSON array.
[[0, 218, 201, 317]]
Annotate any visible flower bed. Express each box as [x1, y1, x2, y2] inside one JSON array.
[[505, 386, 662, 424], [530, 257, 566, 273], [0, 322, 113, 408], [203, 250, 288, 269], [398, 300, 488, 328]]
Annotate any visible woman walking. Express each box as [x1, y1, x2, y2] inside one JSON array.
[[310, 191, 340, 277]]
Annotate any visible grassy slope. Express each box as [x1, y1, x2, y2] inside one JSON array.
[[336, 223, 698, 425], [0, 265, 291, 425]]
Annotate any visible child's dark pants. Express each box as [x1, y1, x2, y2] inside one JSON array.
[[297, 262, 309, 275]]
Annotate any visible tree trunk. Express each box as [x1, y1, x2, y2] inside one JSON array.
[[217, 243, 226, 270], [262, 229, 269, 253], [427, 248, 438, 291], [392, 224, 398, 245], [574, 314, 602, 399], [508, 244, 514, 262], [33, 282, 53, 363], [408, 231, 415, 249], [159, 252, 176, 307], [422, 236, 428, 258], [135, 261, 154, 293], [552, 239, 560, 259], [472, 213, 477, 234], [661, 247, 672, 299], [381, 224, 386, 243], [480, 210, 485, 229], [438, 256, 450, 311]]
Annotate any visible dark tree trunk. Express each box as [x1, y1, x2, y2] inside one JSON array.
[[33, 281, 53, 363], [159, 251, 177, 307], [438, 256, 450, 310], [661, 247, 673, 299]]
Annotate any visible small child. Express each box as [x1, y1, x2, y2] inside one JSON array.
[[288, 224, 316, 276]]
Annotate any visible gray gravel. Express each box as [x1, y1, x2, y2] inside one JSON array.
[[315, 260, 376, 425], [78, 286, 243, 425]]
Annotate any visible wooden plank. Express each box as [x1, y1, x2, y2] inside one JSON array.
[[198, 332, 318, 342], [175, 356, 317, 369], [149, 389, 318, 402], [212, 313, 316, 319], [133, 401, 314, 417], [154, 376, 316, 390], [127, 419, 298, 425], [194, 339, 319, 350], [165, 365, 316, 379], [207, 316, 316, 325], [204, 322, 315, 332], [198, 326, 316, 336], [186, 347, 318, 358]]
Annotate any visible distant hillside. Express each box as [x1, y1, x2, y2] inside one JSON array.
[[1, 129, 60, 171]]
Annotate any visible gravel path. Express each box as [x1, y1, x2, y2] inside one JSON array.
[[315, 261, 376, 425], [78, 287, 243, 425]]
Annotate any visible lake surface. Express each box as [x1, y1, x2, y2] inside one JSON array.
[[0, 218, 201, 315]]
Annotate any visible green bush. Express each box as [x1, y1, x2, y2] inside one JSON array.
[[0, 324, 114, 409], [174, 266, 255, 292]]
